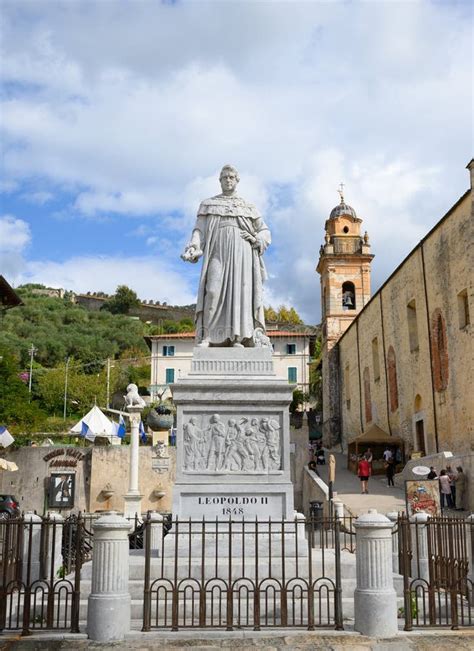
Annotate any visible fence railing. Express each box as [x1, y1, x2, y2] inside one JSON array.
[[141, 515, 347, 631], [0, 515, 84, 634], [398, 514, 473, 629]]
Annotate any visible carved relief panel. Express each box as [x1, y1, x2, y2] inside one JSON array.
[[182, 413, 282, 474]]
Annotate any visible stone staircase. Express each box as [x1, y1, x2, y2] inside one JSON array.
[[76, 548, 405, 628]]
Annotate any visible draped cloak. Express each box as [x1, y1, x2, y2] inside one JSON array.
[[189, 194, 271, 345]]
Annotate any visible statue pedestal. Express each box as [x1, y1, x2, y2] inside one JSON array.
[[171, 347, 295, 521]]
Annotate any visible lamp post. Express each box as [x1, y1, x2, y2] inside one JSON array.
[[28, 344, 37, 398], [123, 403, 144, 518]]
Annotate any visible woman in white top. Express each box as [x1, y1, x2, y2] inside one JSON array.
[[438, 469, 453, 509]]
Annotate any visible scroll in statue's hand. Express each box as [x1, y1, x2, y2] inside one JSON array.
[[181, 245, 203, 263]]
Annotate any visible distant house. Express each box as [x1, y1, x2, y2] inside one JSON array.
[[145, 331, 313, 401]]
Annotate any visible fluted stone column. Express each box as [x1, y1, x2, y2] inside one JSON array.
[[354, 509, 398, 637], [87, 512, 132, 642], [123, 405, 143, 518], [45, 512, 64, 581], [386, 511, 399, 574], [147, 511, 163, 556], [22, 512, 42, 584], [410, 511, 430, 582], [333, 500, 344, 520]]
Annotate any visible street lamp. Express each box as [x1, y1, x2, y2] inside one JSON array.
[[28, 344, 37, 398]]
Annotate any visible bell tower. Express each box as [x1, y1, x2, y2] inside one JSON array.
[[316, 186, 374, 446]]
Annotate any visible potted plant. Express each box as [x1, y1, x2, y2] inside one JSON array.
[[147, 399, 176, 431]]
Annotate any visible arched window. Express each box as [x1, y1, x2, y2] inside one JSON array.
[[342, 281, 356, 310], [363, 367, 372, 423], [414, 395, 422, 413], [430, 308, 449, 392], [387, 346, 399, 412]]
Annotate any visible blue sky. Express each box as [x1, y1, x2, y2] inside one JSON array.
[[0, 0, 472, 323]]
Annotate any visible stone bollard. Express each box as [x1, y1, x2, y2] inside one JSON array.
[[466, 514, 474, 603], [333, 500, 344, 521], [22, 512, 42, 584], [386, 511, 399, 574], [87, 512, 132, 642], [354, 509, 398, 637], [146, 511, 164, 556], [45, 512, 64, 581], [410, 511, 430, 582]]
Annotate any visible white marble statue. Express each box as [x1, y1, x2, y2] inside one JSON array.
[[181, 165, 271, 347], [124, 383, 146, 408]]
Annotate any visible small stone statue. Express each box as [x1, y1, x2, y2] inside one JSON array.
[[253, 327, 272, 349], [124, 383, 146, 408]]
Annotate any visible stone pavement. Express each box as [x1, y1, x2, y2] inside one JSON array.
[[1, 628, 474, 650], [321, 450, 406, 516]]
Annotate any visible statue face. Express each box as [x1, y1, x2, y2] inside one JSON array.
[[220, 170, 239, 195]]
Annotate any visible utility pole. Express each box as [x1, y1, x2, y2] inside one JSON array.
[[63, 356, 70, 420], [106, 358, 111, 408], [28, 344, 37, 399]]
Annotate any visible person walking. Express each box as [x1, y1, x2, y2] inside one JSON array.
[[455, 466, 466, 511], [439, 469, 453, 510], [446, 465, 457, 507], [383, 447, 393, 464], [385, 458, 395, 487], [358, 455, 371, 494]]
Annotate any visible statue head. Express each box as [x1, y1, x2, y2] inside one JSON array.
[[219, 164, 239, 195]]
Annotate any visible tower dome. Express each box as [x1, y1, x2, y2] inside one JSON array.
[[329, 200, 357, 220]]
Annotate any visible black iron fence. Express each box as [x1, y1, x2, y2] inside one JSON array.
[[398, 514, 473, 629], [141, 515, 347, 631], [0, 515, 84, 635]]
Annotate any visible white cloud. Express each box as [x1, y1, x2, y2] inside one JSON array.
[[0, 215, 32, 279], [0, 1, 471, 321], [0, 215, 31, 252]]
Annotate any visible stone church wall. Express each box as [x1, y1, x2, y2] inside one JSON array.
[[338, 187, 472, 458]]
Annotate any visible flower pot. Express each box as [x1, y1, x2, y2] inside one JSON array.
[[147, 409, 174, 431]]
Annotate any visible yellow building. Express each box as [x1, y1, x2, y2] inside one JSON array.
[[317, 161, 473, 457]]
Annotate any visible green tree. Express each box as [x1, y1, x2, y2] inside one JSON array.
[[101, 285, 141, 314], [264, 306, 278, 322], [264, 304, 303, 324], [0, 348, 46, 433], [36, 360, 107, 415]]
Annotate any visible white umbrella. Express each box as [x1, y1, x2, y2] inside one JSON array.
[[0, 459, 18, 471]]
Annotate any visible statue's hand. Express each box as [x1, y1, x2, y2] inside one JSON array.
[[181, 245, 203, 263]]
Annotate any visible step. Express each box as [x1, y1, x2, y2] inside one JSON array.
[[77, 595, 406, 622]]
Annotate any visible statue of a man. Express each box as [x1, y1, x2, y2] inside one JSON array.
[[181, 165, 271, 347]]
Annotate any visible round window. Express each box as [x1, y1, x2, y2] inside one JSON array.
[[343, 226, 349, 234]]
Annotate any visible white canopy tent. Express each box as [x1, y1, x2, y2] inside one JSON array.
[[70, 406, 121, 444]]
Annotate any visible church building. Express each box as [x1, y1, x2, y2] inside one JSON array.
[[317, 161, 473, 460]]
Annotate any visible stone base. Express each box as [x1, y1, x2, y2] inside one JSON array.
[[174, 482, 295, 520], [123, 492, 143, 519], [87, 593, 130, 641], [171, 347, 295, 521], [354, 588, 398, 637]]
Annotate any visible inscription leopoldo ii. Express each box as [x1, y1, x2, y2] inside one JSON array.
[[183, 413, 281, 472], [197, 495, 270, 517]]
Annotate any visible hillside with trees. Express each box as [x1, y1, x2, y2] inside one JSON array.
[[0, 284, 317, 435]]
